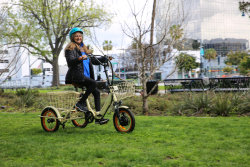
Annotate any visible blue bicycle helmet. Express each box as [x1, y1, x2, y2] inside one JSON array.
[[69, 27, 83, 39]]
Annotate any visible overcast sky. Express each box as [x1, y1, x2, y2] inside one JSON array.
[[89, 0, 153, 49]]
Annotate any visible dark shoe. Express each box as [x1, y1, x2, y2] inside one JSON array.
[[75, 101, 88, 112], [95, 118, 109, 125]]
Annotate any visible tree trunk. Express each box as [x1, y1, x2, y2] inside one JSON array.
[[52, 56, 59, 87], [149, 0, 157, 79], [142, 76, 149, 115], [142, 95, 149, 115]]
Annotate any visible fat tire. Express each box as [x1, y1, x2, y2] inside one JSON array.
[[113, 108, 135, 133], [41, 107, 60, 132]]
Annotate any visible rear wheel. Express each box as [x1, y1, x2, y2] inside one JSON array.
[[41, 108, 60, 132], [113, 108, 135, 133], [72, 111, 88, 128]]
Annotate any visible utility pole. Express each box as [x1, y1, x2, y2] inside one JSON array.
[[28, 51, 31, 88], [200, 43, 204, 78]]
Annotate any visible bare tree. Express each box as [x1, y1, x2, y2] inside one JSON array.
[[0, 46, 26, 84], [0, 4, 26, 85], [122, 0, 186, 115]]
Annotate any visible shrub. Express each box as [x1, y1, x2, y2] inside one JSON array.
[[236, 92, 250, 114], [165, 85, 183, 90], [123, 96, 142, 115], [210, 94, 233, 116], [16, 89, 38, 96], [0, 91, 16, 98], [31, 68, 42, 75], [148, 95, 168, 115], [15, 89, 40, 108], [180, 92, 212, 116], [61, 85, 75, 91]]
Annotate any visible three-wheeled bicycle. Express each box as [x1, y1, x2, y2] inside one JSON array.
[[40, 54, 135, 133]]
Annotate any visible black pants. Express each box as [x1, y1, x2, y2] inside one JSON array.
[[78, 77, 100, 111]]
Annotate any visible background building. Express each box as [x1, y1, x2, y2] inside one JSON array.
[[156, 0, 250, 78], [0, 47, 23, 82]]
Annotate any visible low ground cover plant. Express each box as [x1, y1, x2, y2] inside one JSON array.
[[0, 89, 249, 116]]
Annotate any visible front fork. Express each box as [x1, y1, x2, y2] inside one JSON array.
[[113, 101, 122, 120], [113, 101, 129, 121]]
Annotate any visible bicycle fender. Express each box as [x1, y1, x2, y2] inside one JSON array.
[[42, 106, 62, 119], [118, 106, 129, 109], [115, 106, 130, 120]]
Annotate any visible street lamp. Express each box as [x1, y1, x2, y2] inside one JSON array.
[[199, 39, 204, 78]]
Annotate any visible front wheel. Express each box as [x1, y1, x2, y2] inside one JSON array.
[[113, 108, 135, 133], [41, 107, 60, 132]]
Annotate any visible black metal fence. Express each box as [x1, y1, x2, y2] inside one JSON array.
[[164, 77, 250, 93]]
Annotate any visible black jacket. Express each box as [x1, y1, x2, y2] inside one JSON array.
[[65, 47, 95, 84]]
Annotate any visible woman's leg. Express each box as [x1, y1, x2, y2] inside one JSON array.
[[79, 77, 97, 103], [75, 78, 97, 111], [92, 88, 109, 124], [77, 78, 108, 124], [92, 88, 100, 111]]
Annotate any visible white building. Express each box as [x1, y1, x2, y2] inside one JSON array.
[[0, 47, 23, 82], [0, 50, 68, 88], [112, 48, 201, 81]]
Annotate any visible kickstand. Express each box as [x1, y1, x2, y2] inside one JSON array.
[[61, 123, 65, 129]]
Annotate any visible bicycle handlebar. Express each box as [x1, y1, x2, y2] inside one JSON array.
[[87, 54, 113, 66], [88, 54, 114, 86]]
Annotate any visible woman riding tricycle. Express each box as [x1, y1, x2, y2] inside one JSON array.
[[40, 27, 135, 133]]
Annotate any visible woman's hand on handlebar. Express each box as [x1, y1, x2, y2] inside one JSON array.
[[78, 55, 88, 60], [108, 56, 113, 60]]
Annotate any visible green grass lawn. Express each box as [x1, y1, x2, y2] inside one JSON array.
[[0, 112, 249, 167]]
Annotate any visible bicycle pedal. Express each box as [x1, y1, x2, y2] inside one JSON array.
[[95, 118, 109, 125]]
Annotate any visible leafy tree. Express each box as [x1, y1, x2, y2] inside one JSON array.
[[225, 51, 248, 65], [175, 53, 199, 72], [192, 40, 200, 50], [239, 55, 250, 76], [102, 40, 113, 54], [239, 1, 250, 18], [204, 48, 217, 62], [169, 25, 184, 50], [225, 51, 249, 75], [222, 66, 233, 74], [204, 48, 217, 74], [1, 0, 111, 86], [169, 25, 184, 41]]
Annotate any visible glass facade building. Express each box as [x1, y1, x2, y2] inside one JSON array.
[[156, 0, 250, 77], [157, 0, 250, 45]]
